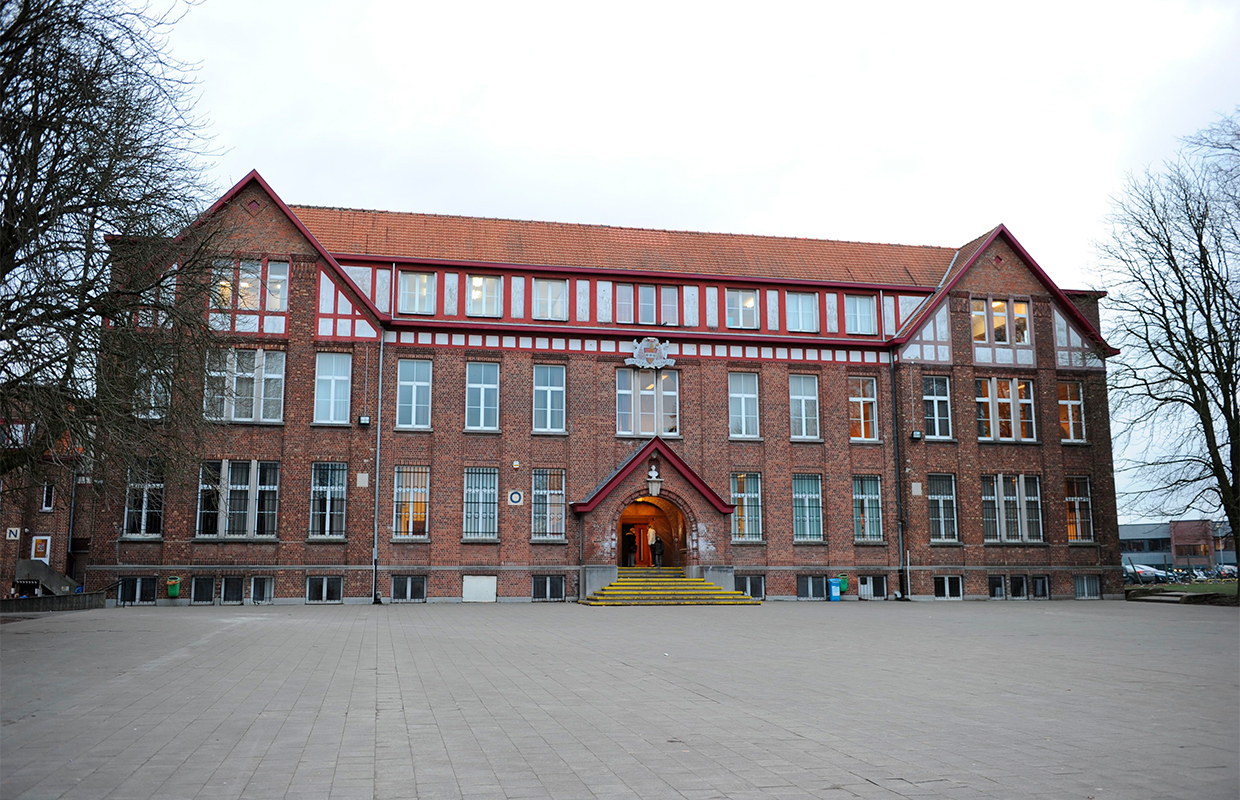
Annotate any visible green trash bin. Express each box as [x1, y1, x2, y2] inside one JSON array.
[[837, 574, 848, 593], [166, 576, 180, 598]]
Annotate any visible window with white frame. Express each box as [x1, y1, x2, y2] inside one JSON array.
[[191, 576, 214, 604], [982, 474, 1043, 542], [844, 295, 877, 335], [396, 359, 432, 428], [393, 466, 429, 537], [466, 274, 502, 316], [533, 278, 568, 320], [731, 472, 763, 541], [792, 474, 823, 541], [1074, 574, 1101, 599], [532, 575, 565, 601], [788, 374, 819, 439], [531, 468, 565, 538], [933, 575, 962, 599], [118, 576, 157, 604], [1058, 382, 1086, 442], [922, 376, 951, 439], [398, 272, 436, 314], [638, 285, 657, 325], [463, 467, 499, 539], [797, 575, 827, 599], [314, 352, 351, 424], [616, 369, 679, 435], [40, 482, 54, 511], [972, 296, 1030, 344], [728, 373, 759, 437], [465, 362, 500, 430], [725, 288, 758, 329], [134, 364, 171, 419], [123, 461, 163, 537], [786, 292, 818, 332], [251, 576, 274, 604], [210, 258, 288, 332], [204, 349, 285, 422], [392, 575, 427, 602], [196, 460, 280, 537], [660, 286, 678, 325], [307, 576, 343, 603], [852, 475, 882, 541], [265, 261, 289, 312], [615, 284, 634, 323], [735, 574, 765, 599], [533, 365, 565, 432], [310, 462, 346, 537], [1065, 477, 1093, 542], [848, 376, 878, 440], [927, 474, 957, 542], [975, 377, 1035, 441]]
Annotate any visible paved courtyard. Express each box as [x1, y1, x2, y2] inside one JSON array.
[[1, 601, 1236, 800]]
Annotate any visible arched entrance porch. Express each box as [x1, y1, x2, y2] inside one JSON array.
[[617, 496, 686, 568]]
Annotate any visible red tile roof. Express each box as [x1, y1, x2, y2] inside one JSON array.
[[288, 205, 960, 287]]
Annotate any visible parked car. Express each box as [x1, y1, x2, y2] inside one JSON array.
[[1124, 564, 1168, 583]]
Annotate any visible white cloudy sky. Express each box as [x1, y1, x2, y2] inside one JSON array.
[[171, 0, 1239, 290]]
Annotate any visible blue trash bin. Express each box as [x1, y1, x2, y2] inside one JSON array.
[[828, 577, 842, 601]]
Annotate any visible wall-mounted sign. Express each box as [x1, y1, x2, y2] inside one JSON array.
[[5, 527, 19, 541], [625, 337, 676, 369], [508, 490, 524, 506]]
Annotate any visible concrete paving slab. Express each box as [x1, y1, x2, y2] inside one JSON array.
[[2, 602, 1237, 799]]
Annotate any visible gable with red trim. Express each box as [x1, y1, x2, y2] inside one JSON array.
[[569, 437, 734, 514]]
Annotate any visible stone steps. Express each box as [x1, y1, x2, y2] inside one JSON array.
[[581, 567, 760, 606]]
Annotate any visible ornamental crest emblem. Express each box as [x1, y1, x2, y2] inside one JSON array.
[[625, 337, 676, 369]]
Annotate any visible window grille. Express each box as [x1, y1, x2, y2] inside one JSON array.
[[463, 468, 499, 539], [394, 466, 430, 537], [792, 474, 823, 541], [532, 469, 565, 538]]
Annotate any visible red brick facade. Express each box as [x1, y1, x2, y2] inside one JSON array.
[[18, 171, 1120, 604]]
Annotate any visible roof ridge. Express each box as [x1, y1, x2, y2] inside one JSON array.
[[287, 203, 957, 252]]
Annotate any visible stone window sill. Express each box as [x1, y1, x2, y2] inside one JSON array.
[[461, 537, 500, 544]]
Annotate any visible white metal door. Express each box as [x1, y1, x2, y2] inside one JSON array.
[[858, 576, 873, 600], [462, 575, 497, 602]]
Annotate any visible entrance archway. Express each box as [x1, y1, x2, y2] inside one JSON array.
[[617, 497, 686, 567]]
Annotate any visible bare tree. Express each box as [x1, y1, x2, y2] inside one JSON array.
[[0, 0, 223, 489], [1100, 110, 1239, 538]]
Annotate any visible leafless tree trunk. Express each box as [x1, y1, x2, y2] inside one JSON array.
[[1, 0, 224, 492], [1100, 110, 1239, 538]]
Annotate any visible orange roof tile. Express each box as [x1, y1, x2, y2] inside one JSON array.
[[288, 205, 960, 287]]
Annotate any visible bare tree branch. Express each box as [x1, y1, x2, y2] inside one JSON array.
[[1099, 108, 1239, 537]]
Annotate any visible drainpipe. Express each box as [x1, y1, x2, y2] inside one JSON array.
[[372, 336, 385, 603], [889, 353, 907, 598]]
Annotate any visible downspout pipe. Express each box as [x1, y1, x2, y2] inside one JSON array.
[[372, 336, 384, 603], [889, 352, 907, 598]]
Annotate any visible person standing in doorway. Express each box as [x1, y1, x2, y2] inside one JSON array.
[[652, 536, 664, 568], [622, 526, 636, 567]]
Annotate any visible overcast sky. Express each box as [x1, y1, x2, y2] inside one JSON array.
[[171, 0, 1240, 290]]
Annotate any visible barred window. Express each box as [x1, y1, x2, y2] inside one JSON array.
[[196, 460, 279, 537], [394, 466, 429, 537], [532, 469, 565, 538], [789, 374, 819, 439], [463, 467, 499, 539], [731, 473, 763, 541], [852, 475, 882, 541], [927, 474, 957, 541], [923, 376, 951, 439], [396, 359, 432, 428], [792, 474, 823, 541], [124, 461, 164, 537], [533, 575, 565, 601], [310, 462, 347, 537], [1074, 574, 1100, 599], [1065, 477, 1093, 542], [982, 474, 1042, 542], [226, 461, 251, 536], [307, 576, 343, 603]]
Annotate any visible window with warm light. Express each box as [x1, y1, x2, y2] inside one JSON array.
[[466, 275, 502, 317]]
